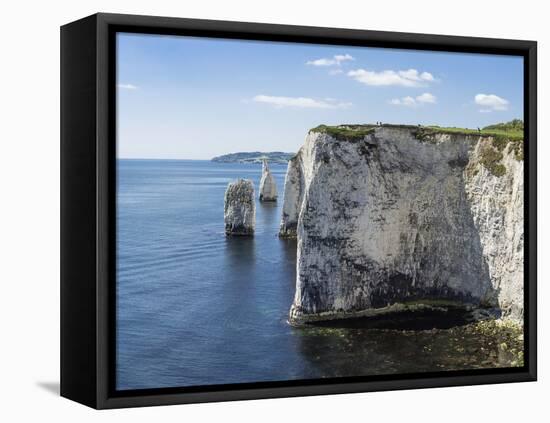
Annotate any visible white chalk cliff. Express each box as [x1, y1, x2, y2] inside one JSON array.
[[259, 159, 278, 201], [224, 179, 256, 235], [280, 125, 524, 324]]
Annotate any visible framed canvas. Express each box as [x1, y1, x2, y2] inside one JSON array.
[[60, 13, 537, 409]]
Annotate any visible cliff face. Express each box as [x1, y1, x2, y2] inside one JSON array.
[[282, 126, 524, 324], [259, 159, 278, 201], [464, 138, 524, 319]]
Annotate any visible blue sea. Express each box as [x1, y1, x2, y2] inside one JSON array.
[[116, 159, 519, 390]]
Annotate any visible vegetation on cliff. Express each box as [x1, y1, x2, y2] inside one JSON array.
[[478, 144, 507, 177], [484, 119, 524, 133], [309, 124, 376, 141], [310, 121, 524, 175], [310, 120, 523, 142], [423, 121, 523, 142], [424, 120, 524, 162]]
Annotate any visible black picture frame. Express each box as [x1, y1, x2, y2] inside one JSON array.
[[60, 12, 537, 409]]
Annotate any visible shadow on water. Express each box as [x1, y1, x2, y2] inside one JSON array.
[[278, 237, 297, 286], [258, 200, 278, 212], [223, 235, 256, 268]]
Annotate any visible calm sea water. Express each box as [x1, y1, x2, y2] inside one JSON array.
[[116, 159, 521, 390]]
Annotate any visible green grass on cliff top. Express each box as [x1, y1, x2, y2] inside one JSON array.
[[311, 120, 524, 165], [310, 124, 376, 141], [310, 120, 523, 142], [425, 125, 523, 142]]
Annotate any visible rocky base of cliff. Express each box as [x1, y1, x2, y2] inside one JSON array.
[[289, 299, 499, 326]]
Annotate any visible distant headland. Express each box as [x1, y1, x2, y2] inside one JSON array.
[[211, 152, 295, 164]]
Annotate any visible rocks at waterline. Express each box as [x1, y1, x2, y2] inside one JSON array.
[[259, 159, 278, 202], [224, 179, 255, 236], [281, 125, 524, 324]]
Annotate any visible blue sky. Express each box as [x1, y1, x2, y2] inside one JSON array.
[[117, 33, 523, 160]]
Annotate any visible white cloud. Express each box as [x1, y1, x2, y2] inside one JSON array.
[[416, 93, 437, 104], [474, 93, 509, 111], [334, 54, 353, 62], [348, 68, 435, 87], [420, 72, 434, 81], [389, 92, 437, 107], [117, 83, 138, 90], [306, 54, 354, 67], [252, 95, 351, 109], [329, 69, 344, 75]]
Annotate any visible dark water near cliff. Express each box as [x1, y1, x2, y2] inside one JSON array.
[[116, 159, 522, 390]]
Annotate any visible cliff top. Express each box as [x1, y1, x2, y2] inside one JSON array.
[[310, 120, 524, 143], [310, 121, 524, 161]]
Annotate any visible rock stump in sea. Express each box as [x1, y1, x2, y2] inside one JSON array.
[[224, 179, 255, 236], [259, 159, 278, 202]]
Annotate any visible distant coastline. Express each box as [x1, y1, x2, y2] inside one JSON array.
[[211, 151, 295, 164]]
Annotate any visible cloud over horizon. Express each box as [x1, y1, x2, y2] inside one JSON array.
[[252, 94, 352, 109], [306, 54, 354, 67], [389, 92, 437, 107], [348, 68, 435, 87]]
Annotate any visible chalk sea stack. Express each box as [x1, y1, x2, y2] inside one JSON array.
[[281, 124, 524, 325], [224, 179, 256, 236], [279, 153, 302, 238], [259, 159, 278, 202]]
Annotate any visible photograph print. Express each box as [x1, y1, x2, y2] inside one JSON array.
[[115, 32, 525, 391]]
